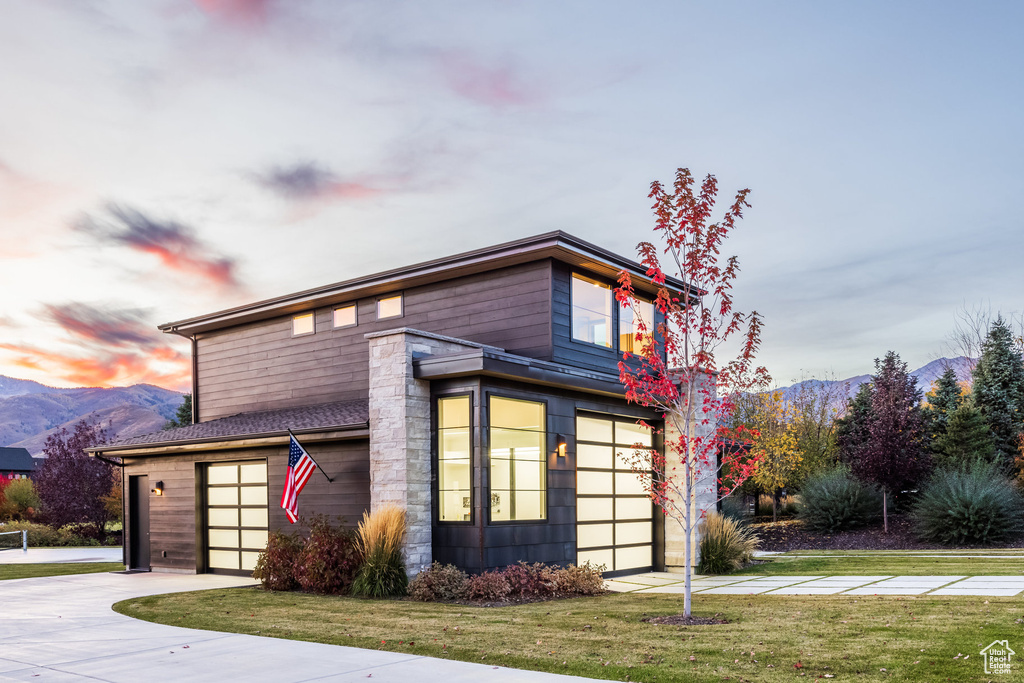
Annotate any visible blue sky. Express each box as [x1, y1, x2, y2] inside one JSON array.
[[1, 0, 1021, 392]]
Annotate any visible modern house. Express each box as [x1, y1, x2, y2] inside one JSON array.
[[90, 232, 716, 577], [0, 447, 38, 479]]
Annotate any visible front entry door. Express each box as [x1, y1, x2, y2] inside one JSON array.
[[128, 475, 150, 570]]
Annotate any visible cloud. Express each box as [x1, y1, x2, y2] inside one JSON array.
[[76, 204, 242, 290], [435, 51, 544, 107], [254, 161, 386, 201], [41, 303, 161, 349], [0, 342, 189, 391], [191, 0, 273, 28]]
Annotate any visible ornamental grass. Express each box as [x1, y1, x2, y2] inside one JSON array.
[[351, 504, 408, 597]]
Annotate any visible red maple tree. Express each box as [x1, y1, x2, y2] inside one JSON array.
[[616, 167, 768, 616]]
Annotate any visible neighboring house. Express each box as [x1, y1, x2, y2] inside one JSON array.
[[0, 447, 38, 479], [90, 232, 715, 576]]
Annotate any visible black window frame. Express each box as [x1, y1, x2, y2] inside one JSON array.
[[433, 391, 475, 526], [485, 392, 550, 526]]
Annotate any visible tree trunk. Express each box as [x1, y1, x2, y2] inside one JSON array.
[[772, 489, 779, 523], [683, 452, 692, 618], [883, 490, 888, 534]]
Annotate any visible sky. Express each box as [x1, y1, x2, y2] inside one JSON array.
[[1, 0, 1022, 394]]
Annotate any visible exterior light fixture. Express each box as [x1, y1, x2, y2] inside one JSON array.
[[152, 481, 164, 496], [556, 434, 567, 457]]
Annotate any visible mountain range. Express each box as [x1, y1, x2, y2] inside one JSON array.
[[0, 376, 184, 456], [777, 356, 974, 405]]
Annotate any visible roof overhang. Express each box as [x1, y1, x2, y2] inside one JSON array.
[[88, 426, 368, 458], [159, 231, 692, 337], [414, 348, 627, 398]]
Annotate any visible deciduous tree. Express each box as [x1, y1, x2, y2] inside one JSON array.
[[616, 167, 767, 617], [35, 421, 113, 537]]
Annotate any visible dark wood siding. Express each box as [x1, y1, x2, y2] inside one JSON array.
[[551, 261, 667, 376], [122, 439, 369, 572], [196, 262, 552, 421], [432, 376, 663, 573]]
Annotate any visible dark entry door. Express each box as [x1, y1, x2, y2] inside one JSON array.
[[129, 475, 151, 570]]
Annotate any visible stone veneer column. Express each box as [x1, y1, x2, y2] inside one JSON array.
[[365, 328, 501, 575], [663, 371, 718, 569]]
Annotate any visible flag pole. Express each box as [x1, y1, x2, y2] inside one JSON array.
[[287, 428, 334, 483]]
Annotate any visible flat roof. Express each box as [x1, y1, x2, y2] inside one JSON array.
[[159, 230, 691, 336]]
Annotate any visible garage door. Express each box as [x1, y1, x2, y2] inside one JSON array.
[[575, 414, 654, 573], [206, 461, 269, 573]]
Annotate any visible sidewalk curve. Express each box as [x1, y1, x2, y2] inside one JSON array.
[[0, 572, 596, 683]]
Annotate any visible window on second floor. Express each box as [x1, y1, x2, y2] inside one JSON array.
[[292, 312, 315, 336], [333, 304, 357, 328], [619, 299, 655, 355], [377, 294, 403, 320], [571, 274, 613, 348]]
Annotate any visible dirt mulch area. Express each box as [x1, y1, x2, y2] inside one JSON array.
[[752, 515, 1024, 551], [643, 614, 729, 626]]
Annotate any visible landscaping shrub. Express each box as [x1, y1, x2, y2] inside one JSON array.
[[553, 562, 605, 596], [0, 520, 101, 547], [912, 460, 1024, 546], [466, 570, 512, 601], [697, 511, 759, 574], [0, 478, 40, 521], [797, 465, 882, 533], [351, 505, 408, 598], [252, 531, 302, 591], [503, 561, 558, 597], [293, 516, 361, 594], [408, 562, 469, 601]]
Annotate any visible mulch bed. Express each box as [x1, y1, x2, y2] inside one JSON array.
[[752, 515, 1024, 551], [643, 614, 728, 626]]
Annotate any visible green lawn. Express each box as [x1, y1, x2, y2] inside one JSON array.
[[734, 550, 1024, 576], [0, 562, 123, 580], [116, 587, 1024, 682]]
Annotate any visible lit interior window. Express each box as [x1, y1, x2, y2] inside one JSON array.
[[333, 305, 357, 328], [377, 295, 403, 319], [489, 397, 546, 521], [292, 313, 314, 336], [571, 274, 613, 348], [619, 299, 655, 355], [438, 396, 472, 522]]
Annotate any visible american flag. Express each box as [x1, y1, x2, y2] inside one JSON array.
[[280, 433, 318, 524]]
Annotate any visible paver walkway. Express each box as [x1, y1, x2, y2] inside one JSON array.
[[605, 571, 1024, 596], [0, 572, 594, 683]]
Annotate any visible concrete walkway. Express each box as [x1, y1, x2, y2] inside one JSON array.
[[605, 571, 1024, 596], [0, 547, 123, 564], [0, 572, 594, 682]]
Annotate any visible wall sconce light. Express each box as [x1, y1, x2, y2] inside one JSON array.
[[152, 481, 164, 496], [556, 434, 567, 457]]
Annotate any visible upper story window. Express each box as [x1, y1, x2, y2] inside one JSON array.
[[571, 274, 613, 348], [619, 299, 655, 355], [489, 396, 546, 522], [292, 313, 315, 336], [333, 304, 357, 329], [377, 294, 403, 320]]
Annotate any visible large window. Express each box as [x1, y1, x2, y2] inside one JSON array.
[[619, 299, 655, 355], [571, 274, 613, 348], [438, 395, 472, 522], [489, 396, 546, 521]]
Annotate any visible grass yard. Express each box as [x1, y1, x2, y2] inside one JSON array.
[[0, 562, 123, 580], [735, 550, 1024, 576], [116, 587, 1024, 682]]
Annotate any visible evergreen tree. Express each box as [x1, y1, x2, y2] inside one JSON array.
[[164, 394, 193, 430], [933, 402, 996, 467], [971, 317, 1024, 473], [923, 367, 962, 449], [837, 352, 931, 531]]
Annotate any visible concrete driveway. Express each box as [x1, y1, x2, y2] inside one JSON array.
[[0, 572, 593, 682]]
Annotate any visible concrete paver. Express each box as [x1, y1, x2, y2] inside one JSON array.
[[0, 572, 593, 683]]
